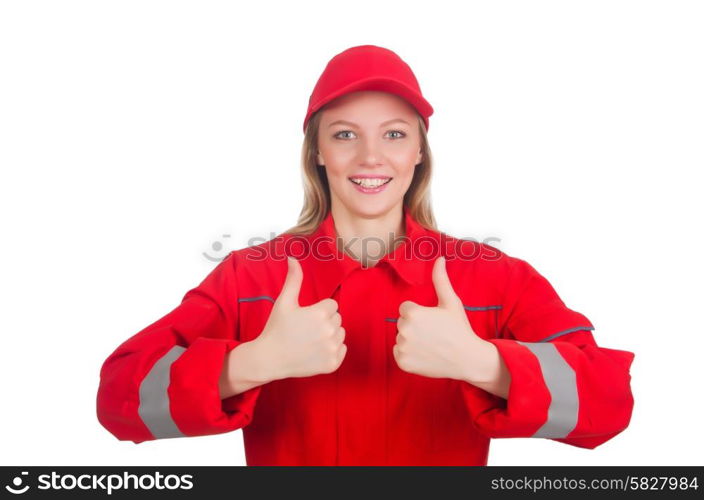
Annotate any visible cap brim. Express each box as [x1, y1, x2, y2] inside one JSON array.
[[305, 76, 433, 131]]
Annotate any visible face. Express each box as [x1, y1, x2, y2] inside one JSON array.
[[316, 90, 423, 219]]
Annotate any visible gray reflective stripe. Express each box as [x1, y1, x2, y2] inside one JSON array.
[[238, 296, 275, 303], [517, 341, 579, 439], [138, 345, 186, 439], [463, 304, 503, 311], [538, 326, 595, 343], [385, 305, 503, 323]]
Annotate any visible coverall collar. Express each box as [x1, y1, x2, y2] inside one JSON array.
[[306, 205, 431, 300]]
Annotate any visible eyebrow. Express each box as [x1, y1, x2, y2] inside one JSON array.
[[327, 118, 410, 128]]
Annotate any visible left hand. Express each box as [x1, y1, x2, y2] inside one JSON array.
[[392, 256, 491, 380]]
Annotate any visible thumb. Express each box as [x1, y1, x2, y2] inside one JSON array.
[[275, 256, 303, 310], [432, 256, 462, 309]]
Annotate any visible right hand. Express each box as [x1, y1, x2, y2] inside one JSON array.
[[255, 256, 347, 380]]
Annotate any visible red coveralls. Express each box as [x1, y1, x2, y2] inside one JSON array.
[[96, 206, 635, 465]]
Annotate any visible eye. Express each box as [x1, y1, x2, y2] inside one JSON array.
[[334, 130, 355, 140], [387, 130, 406, 139]]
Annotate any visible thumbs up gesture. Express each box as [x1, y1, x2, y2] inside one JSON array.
[[392, 256, 493, 381], [256, 256, 347, 381]]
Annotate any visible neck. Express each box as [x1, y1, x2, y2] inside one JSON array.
[[330, 203, 405, 268]]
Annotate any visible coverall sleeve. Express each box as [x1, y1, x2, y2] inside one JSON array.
[[461, 257, 635, 449], [96, 251, 262, 444]]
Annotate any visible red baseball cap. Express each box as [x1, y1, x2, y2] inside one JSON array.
[[303, 45, 434, 134]]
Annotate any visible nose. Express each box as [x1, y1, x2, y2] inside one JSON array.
[[357, 136, 385, 167]]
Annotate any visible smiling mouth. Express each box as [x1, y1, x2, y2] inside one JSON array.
[[348, 177, 393, 188]]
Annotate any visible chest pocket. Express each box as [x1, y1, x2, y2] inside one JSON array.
[[383, 303, 503, 454], [237, 295, 275, 342], [238, 294, 336, 458], [462, 304, 502, 340]]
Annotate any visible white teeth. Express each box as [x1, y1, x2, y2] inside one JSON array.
[[350, 178, 391, 188]]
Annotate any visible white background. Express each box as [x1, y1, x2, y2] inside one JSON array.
[[1, 0, 702, 466]]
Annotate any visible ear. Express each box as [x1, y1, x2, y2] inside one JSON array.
[[317, 151, 325, 166], [416, 148, 423, 165]]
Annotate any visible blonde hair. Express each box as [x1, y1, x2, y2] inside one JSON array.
[[281, 106, 437, 236]]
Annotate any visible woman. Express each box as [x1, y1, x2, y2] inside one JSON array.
[[96, 45, 635, 466]]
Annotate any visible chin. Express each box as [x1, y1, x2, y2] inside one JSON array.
[[344, 200, 401, 219]]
